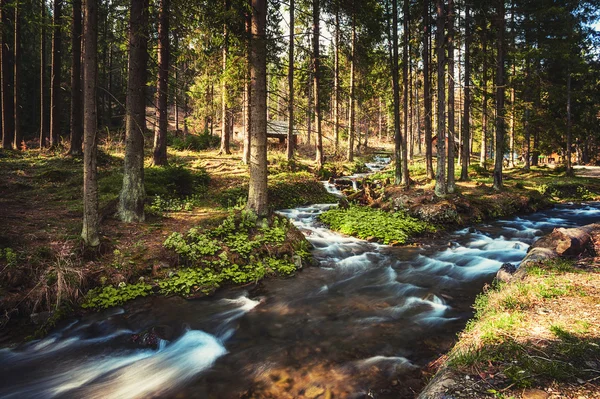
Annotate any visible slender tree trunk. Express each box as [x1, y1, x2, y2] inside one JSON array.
[[242, 9, 251, 164], [423, 0, 433, 179], [49, 0, 62, 147], [347, 9, 355, 162], [400, 0, 409, 186], [307, 73, 312, 144], [247, 0, 268, 216], [152, 0, 169, 166], [313, 0, 323, 168], [434, 0, 446, 197], [1, 0, 15, 149], [378, 97, 382, 141], [493, 0, 505, 190], [508, 0, 515, 168], [480, 37, 488, 168], [460, 1, 470, 181], [40, 0, 48, 148], [81, 0, 99, 246], [118, 0, 148, 222], [220, 0, 231, 155], [566, 70, 572, 175], [392, 0, 401, 184], [69, 0, 83, 155], [447, 0, 455, 193], [333, 3, 339, 153], [285, 0, 294, 160], [12, 0, 20, 149]]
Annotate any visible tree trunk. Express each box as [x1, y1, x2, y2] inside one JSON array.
[[447, 0, 455, 193], [493, 0, 505, 190], [81, 0, 99, 246], [1, 0, 15, 149], [152, 0, 169, 166], [434, 0, 446, 197], [118, 0, 148, 222], [286, 0, 294, 161], [347, 9, 355, 162], [242, 9, 251, 164], [423, 0, 433, 179], [247, 0, 268, 216], [40, 0, 48, 148], [219, 0, 231, 155], [400, 0, 409, 186], [69, 0, 83, 155], [566, 70, 572, 175], [12, 0, 21, 149], [479, 37, 488, 168], [333, 4, 339, 153], [313, 0, 323, 169], [49, 0, 62, 147], [460, 1, 470, 181], [392, 0, 401, 184]]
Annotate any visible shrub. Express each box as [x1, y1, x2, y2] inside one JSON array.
[[168, 133, 219, 152]]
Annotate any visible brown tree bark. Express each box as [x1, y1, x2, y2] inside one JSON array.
[[333, 3, 339, 153], [69, 0, 83, 156], [81, 0, 99, 246], [219, 0, 231, 155], [423, 0, 433, 179], [40, 0, 48, 148], [118, 0, 148, 222], [286, 0, 294, 161], [347, 8, 355, 162], [434, 0, 446, 197], [392, 0, 401, 184], [1, 0, 15, 149], [313, 0, 323, 169], [400, 0, 410, 186], [49, 0, 62, 147], [493, 0, 505, 190], [447, 0, 455, 193], [152, 0, 169, 166], [247, 0, 268, 216], [12, 0, 20, 149], [460, 1, 471, 181], [479, 37, 488, 168]]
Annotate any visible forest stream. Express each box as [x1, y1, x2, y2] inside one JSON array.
[[1, 159, 600, 399]]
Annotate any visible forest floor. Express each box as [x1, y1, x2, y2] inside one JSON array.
[[0, 131, 599, 343], [418, 228, 600, 399]]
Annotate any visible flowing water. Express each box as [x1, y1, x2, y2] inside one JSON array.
[[1, 161, 599, 398]]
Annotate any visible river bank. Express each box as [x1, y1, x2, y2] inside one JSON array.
[[419, 221, 600, 399]]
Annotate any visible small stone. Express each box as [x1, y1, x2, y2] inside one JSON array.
[[391, 380, 398, 386], [465, 375, 470, 380], [522, 389, 549, 399], [577, 378, 585, 384]]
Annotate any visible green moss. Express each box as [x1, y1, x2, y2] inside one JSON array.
[[318, 205, 435, 245]]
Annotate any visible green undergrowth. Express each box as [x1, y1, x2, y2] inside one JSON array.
[[318, 205, 435, 245], [167, 132, 220, 151], [217, 172, 339, 209], [82, 210, 311, 308], [448, 259, 599, 389]]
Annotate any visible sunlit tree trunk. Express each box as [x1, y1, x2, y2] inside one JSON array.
[[81, 0, 99, 246], [347, 10, 355, 162], [118, 0, 149, 222], [460, 1, 470, 181], [313, 0, 323, 169], [333, 4, 339, 153], [286, 0, 294, 160], [493, 0, 505, 190], [423, 0, 433, 179], [243, 10, 251, 164], [434, 0, 446, 197], [447, 0, 455, 193], [392, 0, 401, 184], [400, 0, 409, 186], [152, 0, 170, 166], [247, 0, 268, 216], [479, 37, 488, 168], [219, 0, 231, 155]]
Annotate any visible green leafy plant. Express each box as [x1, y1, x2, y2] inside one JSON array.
[[82, 282, 153, 309]]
